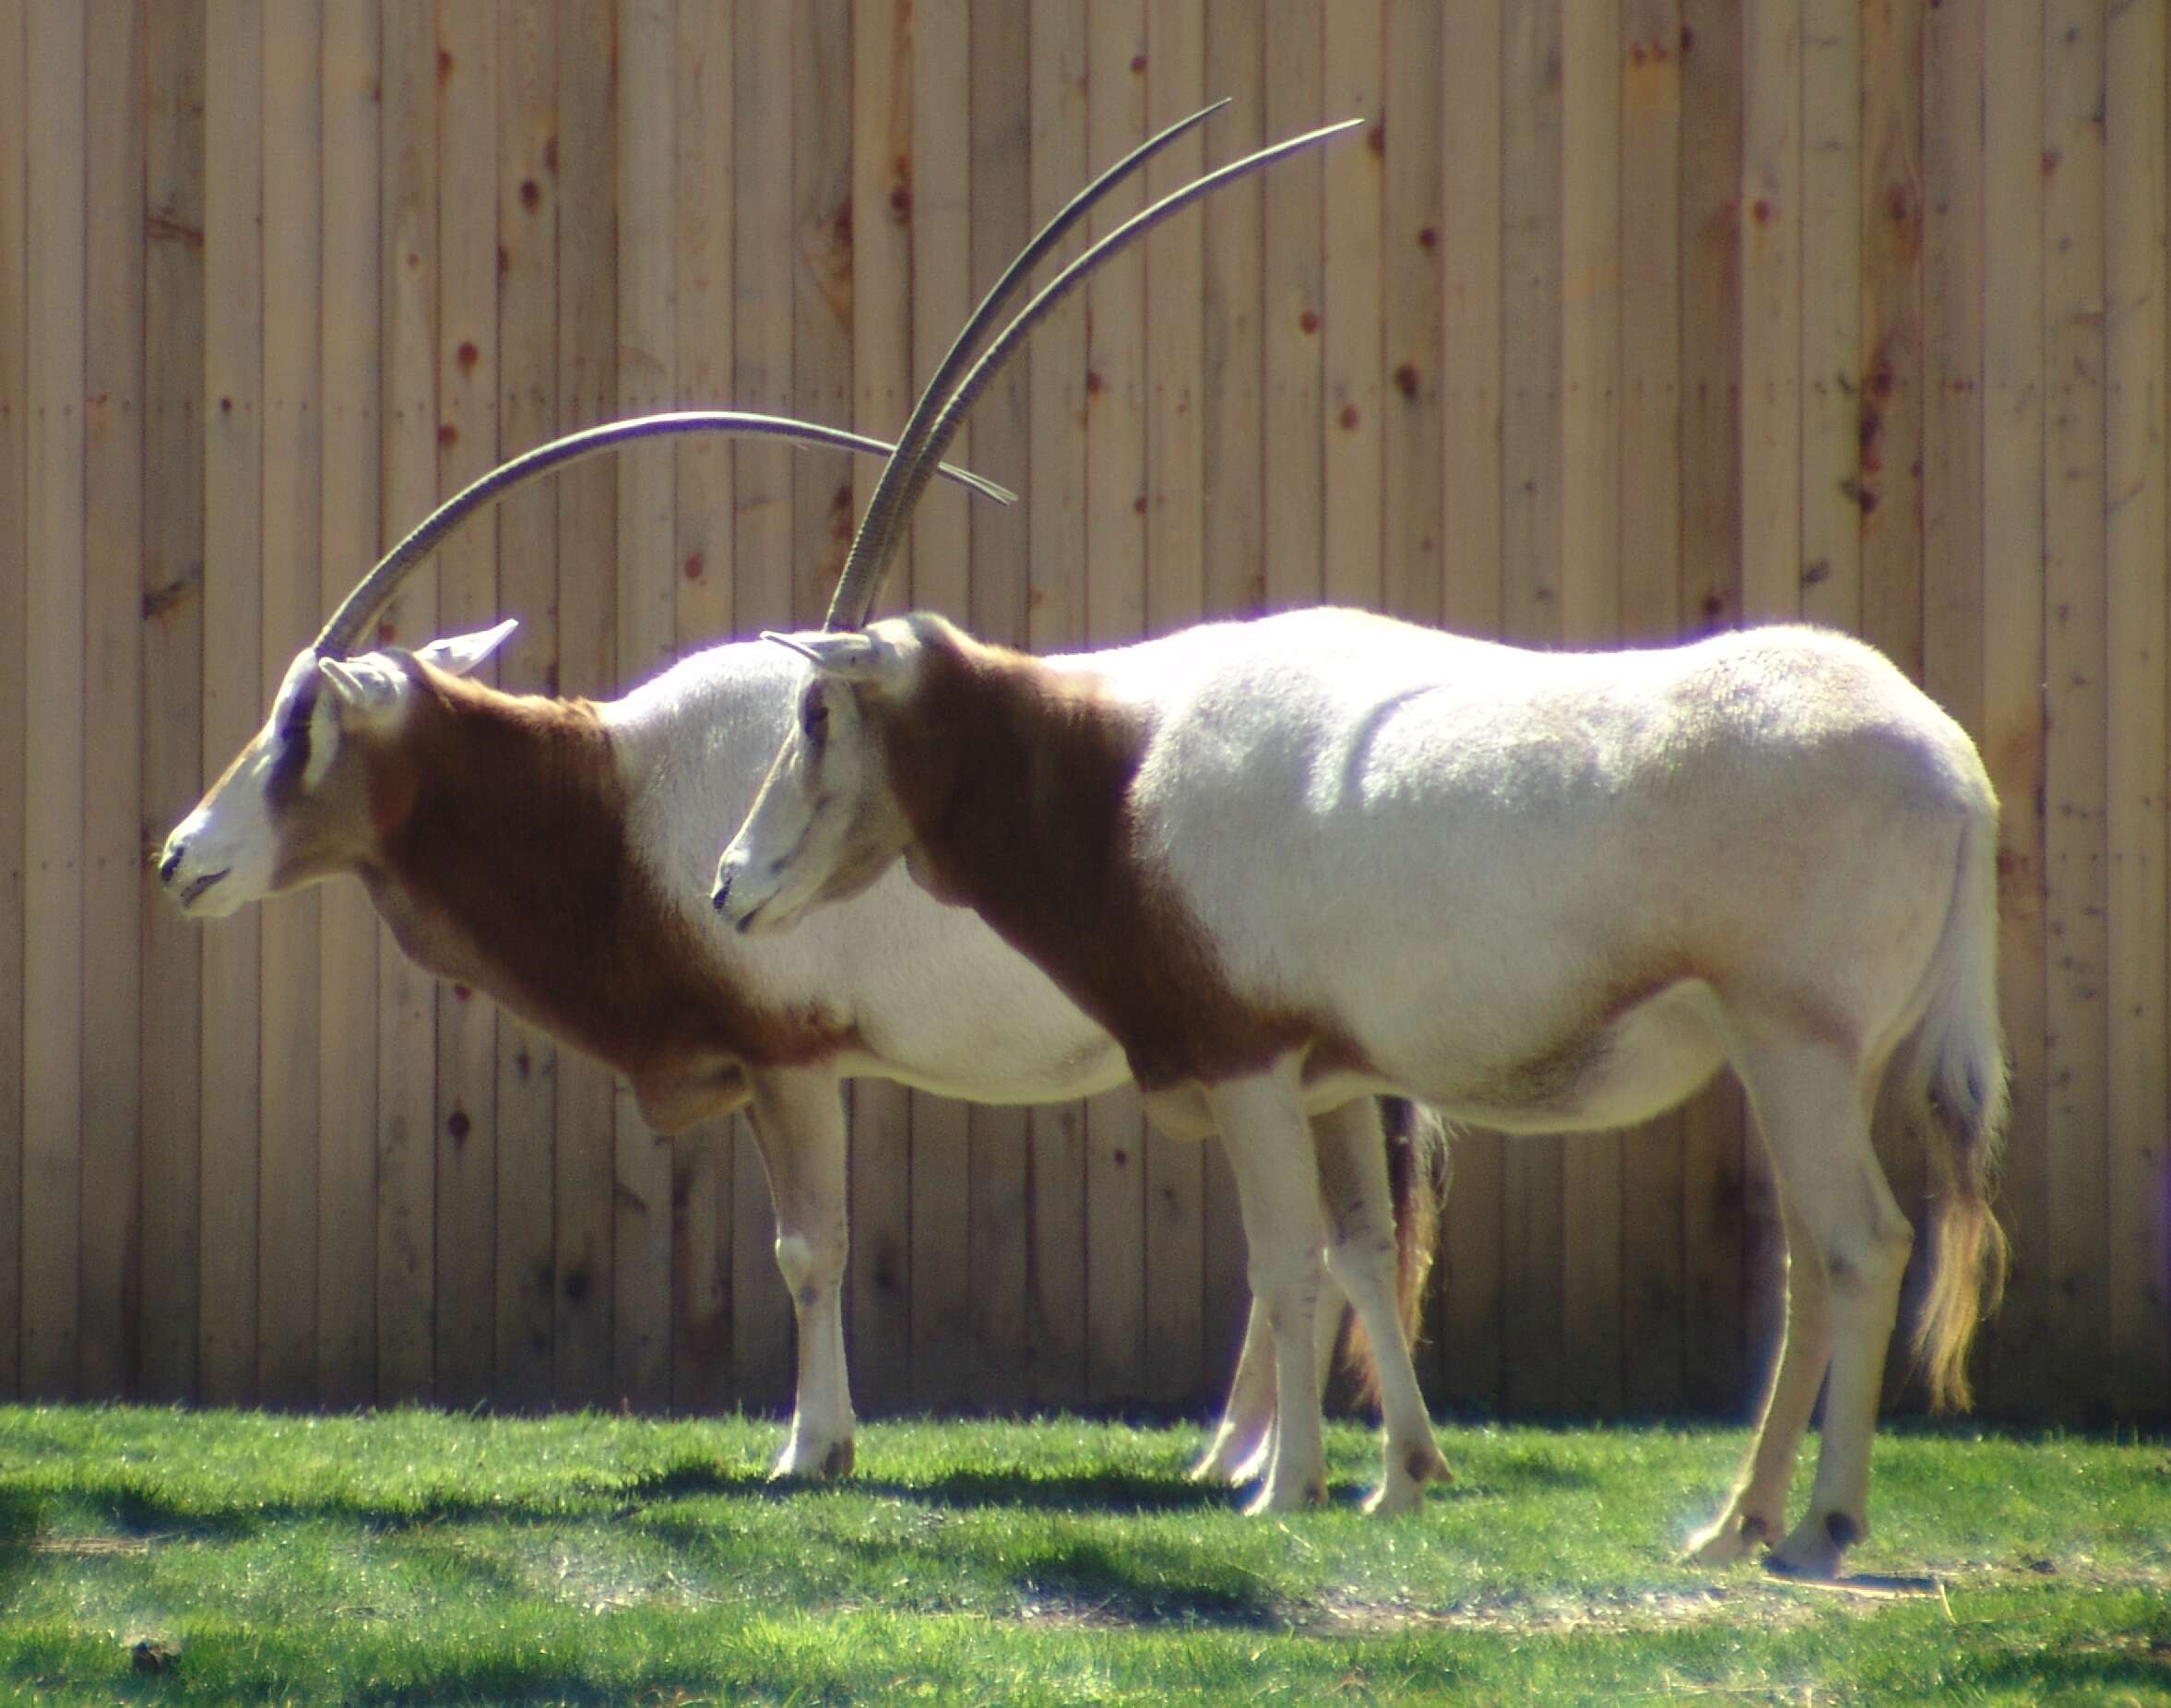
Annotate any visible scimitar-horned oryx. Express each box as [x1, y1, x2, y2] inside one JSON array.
[[712, 105, 2008, 1577]]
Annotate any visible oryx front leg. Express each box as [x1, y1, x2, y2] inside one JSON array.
[[1313, 1097, 1449, 1514], [1195, 1066, 1331, 1514], [747, 1066, 856, 1481], [1191, 1272, 1347, 1488]]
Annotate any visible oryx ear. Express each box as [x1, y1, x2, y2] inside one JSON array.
[[761, 629, 896, 685], [415, 619, 518, 679], [315, 654, 409, 723]]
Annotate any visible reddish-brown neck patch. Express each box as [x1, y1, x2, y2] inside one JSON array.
[[356, 668, 850, 1125], [878, 636, 1308, 1089]]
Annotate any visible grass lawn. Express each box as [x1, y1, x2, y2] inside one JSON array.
[[0, 1405, 2165, 1704]]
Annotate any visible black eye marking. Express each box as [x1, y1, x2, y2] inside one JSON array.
[[268, 682, 318, 794], [801, 689, 830, 746]]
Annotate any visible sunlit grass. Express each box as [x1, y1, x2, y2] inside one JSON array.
[[1, 1405, 2165, 1703]]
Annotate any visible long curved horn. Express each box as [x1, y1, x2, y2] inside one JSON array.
[[825, 115, 1364, 633], [312, 411, 1018, 658], [823, 98, 1231, 633]]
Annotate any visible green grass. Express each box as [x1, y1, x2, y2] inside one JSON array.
[[0, 1406, 2165, 1704]]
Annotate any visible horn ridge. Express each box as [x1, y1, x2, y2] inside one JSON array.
[[312, 411, 1018, 658]]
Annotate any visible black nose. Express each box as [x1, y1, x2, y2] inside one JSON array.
[[158, 844, 184, 884], [710, 872, 730, 914]]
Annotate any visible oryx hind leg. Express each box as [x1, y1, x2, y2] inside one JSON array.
[[1718, 1035, 1911, 1579], [1684, 1196, 1832, 1566], [1312, 1097, 1449, 1515]]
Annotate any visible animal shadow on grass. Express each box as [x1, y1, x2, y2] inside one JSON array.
[[1011, 1533, 1287, 1628], [854, 1465, 1230, 1515]]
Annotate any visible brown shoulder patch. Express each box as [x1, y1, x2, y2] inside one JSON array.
[[353, 666, 855, 1131], [877, 634, 1315, 1091]]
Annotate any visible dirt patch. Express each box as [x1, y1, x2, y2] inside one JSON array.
[[7, 1536, 157, 1557], [1012, 1558, 2171, 1640], [1302, 1581, 1836, 1639], [1010, 1580, 1837, 1639]]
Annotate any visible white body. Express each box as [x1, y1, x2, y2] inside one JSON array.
[[718, 606, 2008, 1573], [613, 644, 1128, 1105]]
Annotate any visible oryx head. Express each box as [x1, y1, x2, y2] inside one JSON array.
[[158, 624, 516, 916], [712, 619, 945, 934], [156, 412, 1014, 920]]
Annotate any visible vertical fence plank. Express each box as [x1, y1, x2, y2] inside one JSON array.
[[2041, 0, 2110, 1418], [258, 0, 324, 1408], [1381, 0, 1442, 633], [139, 0, 207, 1405], [1262, 0, 1322, 613], [1976, 0, 2048, 1422], [2101, 0, 2169, 1413], [1083, 0, 1149, 1406], [1853, 0, 1933, 1388], [905, 0, 976, 1410], [1922, 3, 1987, 916], [317, 0, 381, 1410], [1138, 0, 1206, 1407], [1558, 0, 1623, 1417], [0, 0, 26, 1401], [729, 0, 793, 640], [793, 0, 854, 632], [1798, 0, 1860, 635], [1435, 0, 1505, 1412], [1022, 0, 1093, 1412], [433, 0, 501, 1412], [1796, 3, 1864, 1399], [1499, 0, 1565, 1417], [198, 0, 263, 1406], [377, 0, 438, 1405], [491, 0, 555, 1410], [23, 0, 90, 1403], [1918, 0, 1991, 1411], [552, 0, 617, 1408], [1321, 0, 1382, 615], [1197, 1, 1264, 1392], [966, 0, 1036, 1410], [611, 0, 673, 1415], [23, 0, 88, 1403], [1738, 2, 1800, 629], [1857, 0, 1924, 680], [1615, 0, 1687, 1417], [1733, 0, 1798, 1411], [846, 0, 914, 1416], [80, 0, 147, 1400], [1677, 0, 1746, 1416], [729, 0, 794, 1416], [670, 0, 736, 1418]]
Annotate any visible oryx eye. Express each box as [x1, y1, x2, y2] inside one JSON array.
[[800, 692, 829, 743]]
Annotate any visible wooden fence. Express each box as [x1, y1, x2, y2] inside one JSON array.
[[2, 0, 2166, 1425]]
